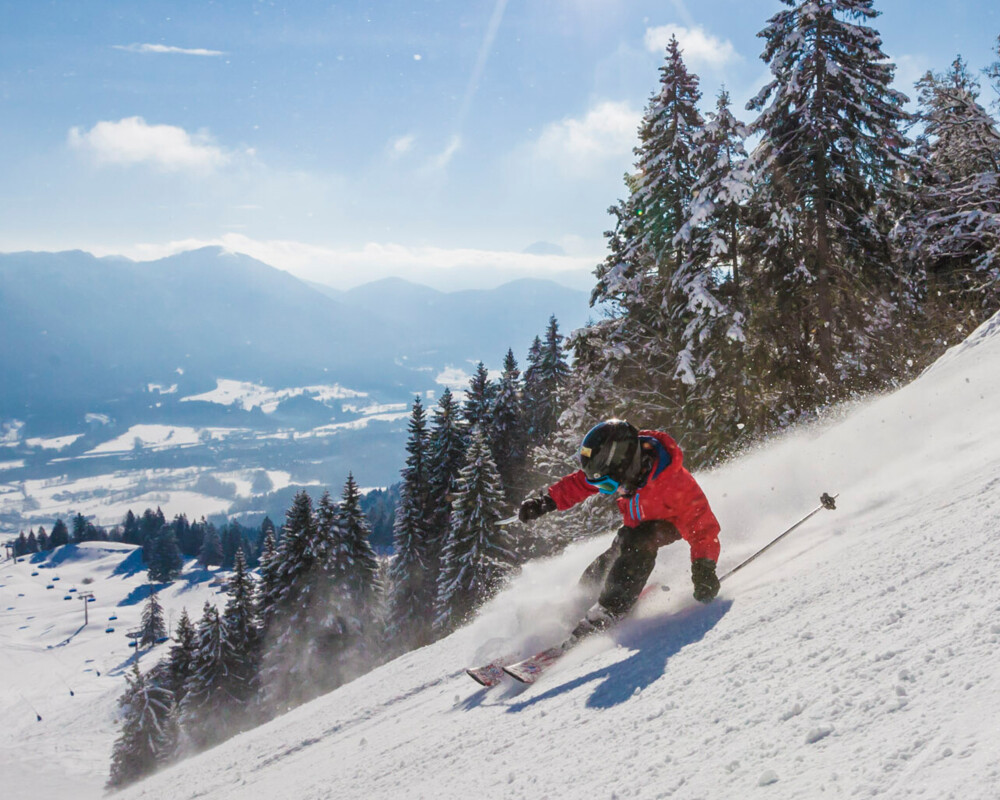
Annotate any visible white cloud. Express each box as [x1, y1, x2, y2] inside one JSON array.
[[644, 24, 740, 72], [390, 134, 416, 158], [426, 135, 462, 171], [94, 234, 602, 292], [113, 43, 226, 57], [531, 101, 641, 176], [68, 117, 230, 172]]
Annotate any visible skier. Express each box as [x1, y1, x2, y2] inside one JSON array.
[[518, 419, 721, 639]]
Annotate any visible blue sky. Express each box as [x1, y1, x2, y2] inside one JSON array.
[[1, 0, 997, 289]]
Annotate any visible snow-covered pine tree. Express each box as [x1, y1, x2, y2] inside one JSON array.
[[258, 490, 347, 709], [197, 523, 223, 567], [671, 87, 753, 458], [536, 317, 571, 439], [745, 0, 913, 413], [337, 474, 381, 607], [388, 397, 434, 650], [221, 547, 259, 711], [433, 425, 512, 634], [490, 349, 526, 499], [900, 54, 1000, 343], [147, 526, 184, 583], [522, 334, 547, 449], [139, 589, 167, 648], [334, 473, 384, 666], [179, 602, 238, 749], [425, 387, 466, 580], [163, 608, 197, 706], [462, 361, 495, 436], [255, 528, 279, 624], [107, 663, 177, 789], [584, 38, 706, 453]]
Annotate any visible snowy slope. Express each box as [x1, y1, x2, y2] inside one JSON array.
[[0, 544, 225, 799], [9, 308, 1000, 800], [107, 309, 1000, 800]]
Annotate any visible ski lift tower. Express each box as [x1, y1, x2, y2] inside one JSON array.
[[79, 592, 95, 625]]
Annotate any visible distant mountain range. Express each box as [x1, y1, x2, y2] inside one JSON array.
[[0, 247, 594, 530]]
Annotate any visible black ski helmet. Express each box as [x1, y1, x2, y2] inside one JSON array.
[[579, 419, 642, 484]]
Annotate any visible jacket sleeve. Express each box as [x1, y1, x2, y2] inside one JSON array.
[[673, 488, 721, 563], [547, 470, 599, 511]]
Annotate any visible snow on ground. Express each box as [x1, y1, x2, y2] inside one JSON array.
[[0, 542, 225, 800], [86, 425, 243, 455], [0, 466, 274, 527], [105, 309, 1000, 800], [180, 378, 366, 413], [24, 434, 85, 450]]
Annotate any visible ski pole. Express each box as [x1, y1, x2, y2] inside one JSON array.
[[719, 492, 838, 583]]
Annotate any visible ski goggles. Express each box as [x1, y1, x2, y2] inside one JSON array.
[[585, 474, 621, 494]]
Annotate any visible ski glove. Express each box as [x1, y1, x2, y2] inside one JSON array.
[[691, 558, 720, 603], [519, 494, 557, 523]]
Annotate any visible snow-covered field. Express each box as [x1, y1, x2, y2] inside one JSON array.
[[5, 309, 1000, 799], [0, 542, 224, 799], [0, 467, 298, 528]]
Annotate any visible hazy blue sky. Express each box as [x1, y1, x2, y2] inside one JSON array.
[[1, 0, 997, 289]]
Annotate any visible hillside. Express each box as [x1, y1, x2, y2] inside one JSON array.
[[5, 310, 998, 799], [88, 310, 998, 798]]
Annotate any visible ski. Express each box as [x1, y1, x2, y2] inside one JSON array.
[[502, 642, 575, 684], [502, 582, 663, 685], [466, 654, 518, 687]]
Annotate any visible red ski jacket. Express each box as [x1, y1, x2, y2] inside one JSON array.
[[546, 430, 721, 563]]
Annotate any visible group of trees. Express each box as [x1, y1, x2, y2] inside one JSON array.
[[109, 475, 382, 789], [9, 507, 277, 585], [387, 316, 570, 651], [566, 2, 1000, 470]]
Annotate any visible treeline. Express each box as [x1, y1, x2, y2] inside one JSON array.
[[559, 6, 1000, 471], [9, 508, 277, 584]]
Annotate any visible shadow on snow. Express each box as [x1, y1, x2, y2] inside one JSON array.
[[504, 598, 732, 713]]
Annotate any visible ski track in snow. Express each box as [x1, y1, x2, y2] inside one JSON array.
[[5, 310, 1000, 799]]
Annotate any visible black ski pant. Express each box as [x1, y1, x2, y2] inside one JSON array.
[[578, 520, 682, 617]]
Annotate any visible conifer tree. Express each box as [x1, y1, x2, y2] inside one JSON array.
[[745, 0, 912, 409], [140, 589, 167, 648], [147, 526, 184, 583], [36, 528, 49, 552], [536, 316, 571, 441], [50, 518, 69, 548], [333, 474, 383, 665], [672, 87, 753, 455], [179, 602, 237, 749], [388, 397, 434, 650], [107, 663, 177, 789], [490, 349, 526, 497], [122, 510, 140, 546], [425, 388, 466, 577], [337, 474, 381, 606], [164, 609, 197, 706], [26, 530, 39, 553], [434, 426, 512, 633], [522, 335, 547, 447], [900, 53, 1000, 341], [197, 524, 223, 567], [462, 362, 495, 436], [220, 548, 258, 710]]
